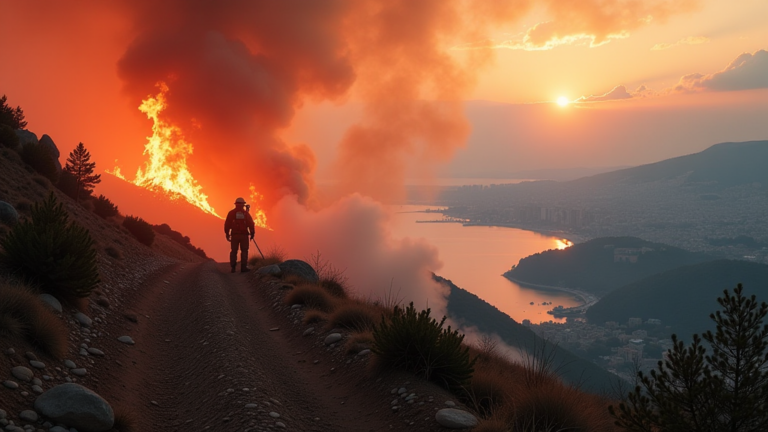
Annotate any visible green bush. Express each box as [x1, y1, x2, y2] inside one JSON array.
[[0, 193, 100, 302], [372, 302, 475, 392], [0, 124, 18, 148], [92, 194, 119, 218], [123, 215, 155, 246], [21, 142, 59, 183]]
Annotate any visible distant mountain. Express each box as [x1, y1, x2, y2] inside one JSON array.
[[571, 140, 768, 188], [440, 275, 623, 394], [586, 260, 768, 339], [504, 237, 711, 295]]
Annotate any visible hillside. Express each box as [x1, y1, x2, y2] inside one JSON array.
[[571, 140, 768, 188], [586, 260, 768, 339], [441, 276, 623, 394], [504, 236, 711, 295]]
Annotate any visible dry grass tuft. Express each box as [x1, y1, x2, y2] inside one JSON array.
[[302, 310, 328, 325], [328, 302, 380, 332], [111, 405, 138, 432], [0, 280, 68, 358], [284, 284, 335, 312], [507, 382, 615, 432], [319, 278, 348, 299], [344, 330, 374, 355], [15, 198, 33, 214]]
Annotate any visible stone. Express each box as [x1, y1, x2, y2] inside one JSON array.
[[32, 378, 42, 386], [244, 404, 258, 409], [302, 327, 315, 337], [86, 348, 104, 357], [444, 400, 456, 407], [49, 427, 68, 432], [74, 313, 92, 328], [37, 294, 63, 313], [2, 381, 18, 389], [31, 385, 43, 394], [269, 412, 280, 418], [117, 336, 134, 345], [38, 134, 62, 173], [0, 201, 19, 226], [18, 411, 37, 422], [71, 369, 87, 377], [11, 366, 34, 382], [15, 130, 38, 148], [324, 333, 342, 345], [29, 361, 45, 369], [435, 409, 478, 429], [277, 260, 319, 282], [256, 264, 282, 276], [356, 349, 371, 356], [34, 383, 114, 432], [64, 360, 77, 369], [276, 422, 286, 428]]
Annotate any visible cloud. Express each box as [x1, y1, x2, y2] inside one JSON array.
[[675, 49, 768, 92], [651, 36, 709, 50], [456, 0, 699, 51], [576, 85, 633, 103]]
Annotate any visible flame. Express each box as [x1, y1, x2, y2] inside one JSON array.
[[555, 239, 573, 250], [106, 165, 125, 180], [249, 183, 270, 229]]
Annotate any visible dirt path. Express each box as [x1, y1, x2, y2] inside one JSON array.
[[103, 261, 449, 432]]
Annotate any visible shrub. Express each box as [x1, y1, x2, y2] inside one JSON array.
[[92, 194, 119, 218], [508, 383, 614, 432], [302, 310, 328, 325], [320, 278, 348, 299], [123, 215, 155, 246], [21, 142, 59, 183], [344, 330, 374, 355], [152, 223, 207, 258], [372, 302, 475, 392], [0, 280, 68, 358], [0, 193, 100, 302], [328, 302, 379, 332], [284, 284, 335, 312], [0, 124, 19, 148]]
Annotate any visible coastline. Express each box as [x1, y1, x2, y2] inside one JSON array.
[[463, 222, 588, 244], [503, 275, 600, 313]]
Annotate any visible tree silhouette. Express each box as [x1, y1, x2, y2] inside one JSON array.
[[610, 283, 768, 431], [0, 94, 27, 129], [64, 142, 101, 202]]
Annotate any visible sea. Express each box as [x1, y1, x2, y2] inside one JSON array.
[[388, 205, 580, 324]]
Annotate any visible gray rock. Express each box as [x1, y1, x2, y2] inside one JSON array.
[[34, 383, 114, 432], [38, 294, 62, 313], [86, 348, 104, 357], [444, 400, 456, 407], [11, 366, 34, 382], [32, 378, 42, 386], [2, 381, 18, 389], [244, 403, 258, 409], [435, 408, 478, 429], [74, 313, 92, 328], [38, 134, 62, 173], [356, 349, 371, 356], [49, 427, 68, 432], [71, 369, 87, 377], [277, 260, 319, 282], [0, 408, 5, 418], [256, 264, 282, 276], [269, 412, 280, 418], [302, 327, 315, 337], [29, 360, 45, 369], [0, 201, 19, 226], [324, 333, 342, 345], [19, 410, 37, 422], [31, 385, 43, 394], [117, 336, 134, 345], [15, 130, 38, 148], [64, 360, 77, 369]]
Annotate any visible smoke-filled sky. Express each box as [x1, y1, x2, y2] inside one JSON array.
[[2, 0, 766, 211]]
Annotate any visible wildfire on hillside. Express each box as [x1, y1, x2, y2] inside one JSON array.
[[111, 83, 269, 228]]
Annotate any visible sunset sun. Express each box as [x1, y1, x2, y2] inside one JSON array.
[[556, 96, 570, 107]]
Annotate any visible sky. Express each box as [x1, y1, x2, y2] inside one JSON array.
[[1, 0, 766, 212]]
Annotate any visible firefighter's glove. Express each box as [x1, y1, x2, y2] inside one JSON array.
[[226, 234, 231, 242], [250, 234, 254, 240]]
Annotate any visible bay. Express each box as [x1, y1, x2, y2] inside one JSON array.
[[389, 205, 580, 324]]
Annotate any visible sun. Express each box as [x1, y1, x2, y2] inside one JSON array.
[[556, 96, 570, 107]]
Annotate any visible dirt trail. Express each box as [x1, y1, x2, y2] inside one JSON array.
[[106, 261, 437, 432]]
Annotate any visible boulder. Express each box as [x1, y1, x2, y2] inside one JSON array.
[[38, 134, 62, 173], [15, 129, 38, 148], [256, 264, 282, 276], [34, 383, 114, 432], [39, 294, 63, 313], [435, 408, 478, 429], [0, 201, 19, 226], [278, 259, 319, 282]]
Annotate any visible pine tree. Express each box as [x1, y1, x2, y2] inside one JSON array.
[[610, 284, 768, 432], [0, 94, 27, 129], [64, 142, 101, 202]]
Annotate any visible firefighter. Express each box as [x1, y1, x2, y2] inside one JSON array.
[[224, 197, 255, 273]]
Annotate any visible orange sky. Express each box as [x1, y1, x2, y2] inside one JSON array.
[[1, 0, 766, 215]]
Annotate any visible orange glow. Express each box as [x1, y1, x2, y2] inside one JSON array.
[[555, 239, 573, 250], [556, 96, 570, 107], [248, 183, 270, 230]]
